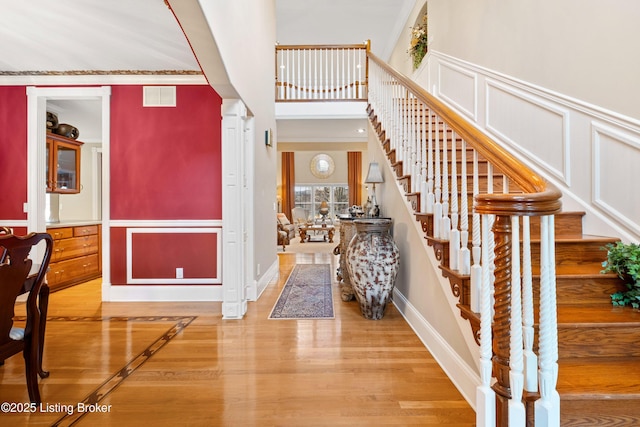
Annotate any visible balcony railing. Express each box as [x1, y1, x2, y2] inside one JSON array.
[[275, 42, 369, 101]]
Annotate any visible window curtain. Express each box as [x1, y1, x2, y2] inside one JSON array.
[[347, 151, 362, 206], [281, 152, 296, 221]]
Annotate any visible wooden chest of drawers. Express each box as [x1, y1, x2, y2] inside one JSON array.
[[47, 224, 101, 291]]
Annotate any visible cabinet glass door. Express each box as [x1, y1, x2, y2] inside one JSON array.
[[46, 135, 82, 194], [55, 144, 78, 192]]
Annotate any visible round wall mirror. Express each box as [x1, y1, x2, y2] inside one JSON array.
[[310, 153, 335, 179]]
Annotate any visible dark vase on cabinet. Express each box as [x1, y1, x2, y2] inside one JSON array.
[[46, 133, 83, 193]]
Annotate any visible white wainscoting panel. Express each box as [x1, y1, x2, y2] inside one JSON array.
[[423, 50, 640, 242], [438, 61, 478, 121], [592, 123, 640, 235], [485, 80, 570, 185]]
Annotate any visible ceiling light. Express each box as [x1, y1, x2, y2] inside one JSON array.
[[357, 128, 365, 133]]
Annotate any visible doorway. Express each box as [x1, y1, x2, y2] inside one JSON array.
[[27, 86, 111, 296]]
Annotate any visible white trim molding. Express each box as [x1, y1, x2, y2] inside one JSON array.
[[592, 122, 640, 236], [125, 227, 222, 285]]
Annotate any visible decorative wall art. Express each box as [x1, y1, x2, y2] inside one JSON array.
[[310, 153, 335, 179]]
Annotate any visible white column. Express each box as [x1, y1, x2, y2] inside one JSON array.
[[222, 99, 248, 319]]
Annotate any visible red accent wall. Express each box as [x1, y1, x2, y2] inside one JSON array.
[[110, 227, 128, 284], [109, 85, 223, 286], [110, 85, 222, 220], [0, 87, 28, 220]]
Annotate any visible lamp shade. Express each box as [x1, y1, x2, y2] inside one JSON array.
[[319, 200, 330, 215], [365, 162, 384, 184]]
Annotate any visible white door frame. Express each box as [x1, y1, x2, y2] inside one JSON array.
[[26, 86, 111, 293]]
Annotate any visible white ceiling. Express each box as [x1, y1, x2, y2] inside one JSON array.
[[0, 0, 199, 73], [0, 0, 414, 143]]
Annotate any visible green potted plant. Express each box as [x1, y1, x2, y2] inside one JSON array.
[[601, 241, 640, 308]]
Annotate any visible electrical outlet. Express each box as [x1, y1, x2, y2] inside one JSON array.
[[176, 267, 183, 279]]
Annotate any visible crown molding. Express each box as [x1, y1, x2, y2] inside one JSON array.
[[0, 70, 207, 86]]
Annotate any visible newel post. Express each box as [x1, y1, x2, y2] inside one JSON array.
[[491, 214, 514, 426]]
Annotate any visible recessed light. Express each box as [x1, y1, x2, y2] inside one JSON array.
[[357, 128, 365, 133]]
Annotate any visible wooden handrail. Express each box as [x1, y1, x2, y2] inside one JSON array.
[[276, 43, 369, 50], [367, 51, 561, 215]]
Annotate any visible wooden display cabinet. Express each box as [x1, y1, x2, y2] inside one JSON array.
[[46, 133, 84, 193]]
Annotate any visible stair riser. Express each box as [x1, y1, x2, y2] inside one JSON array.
[[557, 326, 640, 358], [561, 400, 640, 427], [447, 273, 623, 309], [533, 241, 610, 266], [426, 238, 606, 272], [537, 276, 626, 305]]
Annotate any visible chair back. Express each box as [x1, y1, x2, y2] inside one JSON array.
[[0, 227, 11, 263], [291, 207, 308, 226], [0, 233, 53, 347]]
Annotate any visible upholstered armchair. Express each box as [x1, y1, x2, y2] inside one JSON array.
[[277, 223, 290, 251], [276, 213, 296, 239], [291, 207, 308, 231]]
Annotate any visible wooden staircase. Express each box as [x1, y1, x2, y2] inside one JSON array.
[[369, 107, 640, 426]]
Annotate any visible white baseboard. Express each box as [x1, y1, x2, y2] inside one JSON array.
[[255, 258, 280, 300], [392, 287, 481, 410], [105, 284, 222, 302]]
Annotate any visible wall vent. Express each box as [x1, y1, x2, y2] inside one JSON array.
[[143, 86, 176, 107]]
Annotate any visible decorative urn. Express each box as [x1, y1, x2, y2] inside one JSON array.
[[346, 218, 399, 320]]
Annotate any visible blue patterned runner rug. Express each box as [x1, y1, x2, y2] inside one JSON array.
[[269, 264, 334, 319]]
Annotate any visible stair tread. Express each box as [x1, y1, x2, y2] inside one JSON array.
[[553, 264, 604, 275], [558, 304, 640, 324], [558, 357, 640, 397]]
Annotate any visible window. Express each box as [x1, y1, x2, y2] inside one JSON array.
[[294, 184, 349, 221]]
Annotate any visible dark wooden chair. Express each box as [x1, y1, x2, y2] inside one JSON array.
[[0, 227, 11, 263], [0, 232, 53, 403]]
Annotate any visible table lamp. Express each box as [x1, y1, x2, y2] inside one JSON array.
[[365, 162, 384, 217], [319, 200, 330, 225]]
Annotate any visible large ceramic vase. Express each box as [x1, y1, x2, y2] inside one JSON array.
[[346, 218, 399, 320]]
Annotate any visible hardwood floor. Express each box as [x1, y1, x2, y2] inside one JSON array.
[[1, 252, 475, 426]]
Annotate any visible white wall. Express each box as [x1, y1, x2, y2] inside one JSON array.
[[294, 151, 347, 184], [47, 99, 102, 223], [59, 143, 100, 221], [388, 0, 640, 242], [428, 0, 640, 122], [276, 142, 369, 207], [369, 130, 480, 405], [375, 0, 640, 406], [197, 0, 279, 287]]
